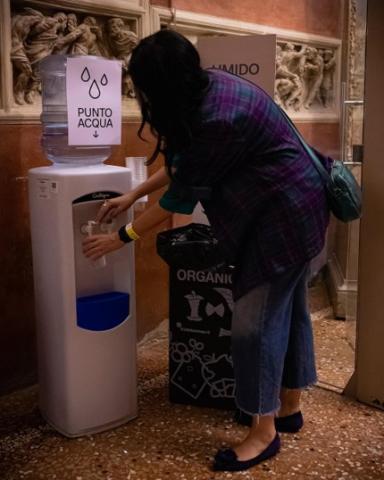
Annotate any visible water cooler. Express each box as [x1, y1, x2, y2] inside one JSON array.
[[28, 55, 137, 437]]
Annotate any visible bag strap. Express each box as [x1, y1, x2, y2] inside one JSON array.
[[277, 105, 330, 184]]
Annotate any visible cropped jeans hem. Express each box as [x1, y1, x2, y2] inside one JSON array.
[[235, 399, 281, 418], [231, 262, 317, 416], [281, 377, 318, 391]]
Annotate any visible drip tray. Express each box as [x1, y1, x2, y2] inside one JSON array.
[[76, 291, 130, 331]]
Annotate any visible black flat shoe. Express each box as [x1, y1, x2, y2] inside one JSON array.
[[234, 409, 304, 433], [212, 434, 280, 472], [275, 411, 303, 433]]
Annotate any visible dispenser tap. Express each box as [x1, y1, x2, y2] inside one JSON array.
[[85, 220, 106, 268], [100, 219, 116, 234]]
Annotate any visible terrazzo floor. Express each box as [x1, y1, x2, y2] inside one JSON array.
[[309, 282, 355, 391], [1, 284, 383, 480]]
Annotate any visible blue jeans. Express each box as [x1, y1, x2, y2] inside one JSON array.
[[231, 263, 317, 416]]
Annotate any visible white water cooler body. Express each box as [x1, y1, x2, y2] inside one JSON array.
[[29, 163, 137, 437]]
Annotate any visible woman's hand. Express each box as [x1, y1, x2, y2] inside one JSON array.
[[82, 232, 125, 260], [96, 192, 137, 223]]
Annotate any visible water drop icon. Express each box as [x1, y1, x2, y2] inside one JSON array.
[[89, 79, 101, 99], [81, 67, 90, 82], [100, 74, 108, 86]]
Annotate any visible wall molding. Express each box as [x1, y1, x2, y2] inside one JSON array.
[[151, 6, 342, 45], [0, 0, 12, 113], [21, 0, 149, 16], [326, 253, 358, 319]]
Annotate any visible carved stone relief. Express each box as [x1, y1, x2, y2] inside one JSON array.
[[185, 34, 339, 117], [2, 2, 341, 122], [10, 6, 138, 106], [275, 41, 337, 114]]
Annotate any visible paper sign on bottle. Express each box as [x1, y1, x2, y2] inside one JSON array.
[[66, 56, 122, 146]]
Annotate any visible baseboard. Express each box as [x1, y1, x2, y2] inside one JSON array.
[[326, 254, 358, 319]]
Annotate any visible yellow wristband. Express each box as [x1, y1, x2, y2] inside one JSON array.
[[125, 223, 140, 241]]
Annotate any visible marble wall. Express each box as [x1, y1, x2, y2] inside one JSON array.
[[152, 0, 343, 38]]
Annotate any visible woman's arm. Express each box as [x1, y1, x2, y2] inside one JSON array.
[[96, 166, 171, 222], [131, 166, 170, 201], [83, 201, 172, 261], [131, 201, 172, 236]]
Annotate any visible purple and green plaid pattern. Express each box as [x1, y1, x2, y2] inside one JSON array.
[[165, 69, 330, 300]]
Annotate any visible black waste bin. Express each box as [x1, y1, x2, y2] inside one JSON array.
[[157, 224, 235, 409]]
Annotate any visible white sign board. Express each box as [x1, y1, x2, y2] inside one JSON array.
[[66, 56, 122, 146], [197, 34, 276, 97]]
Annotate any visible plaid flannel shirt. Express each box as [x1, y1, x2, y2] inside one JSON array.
[[160, 69, 330, 300]]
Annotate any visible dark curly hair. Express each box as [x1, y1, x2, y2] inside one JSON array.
[[128, 29, 210, 165]]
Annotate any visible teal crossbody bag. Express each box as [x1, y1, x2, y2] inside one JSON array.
[[280, 108, 362, 223]]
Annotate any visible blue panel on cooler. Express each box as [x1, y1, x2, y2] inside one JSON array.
[[76, 291, 130, 331]]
